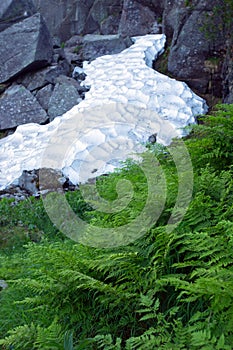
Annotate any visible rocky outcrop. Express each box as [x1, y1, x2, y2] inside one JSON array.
[[32, 0, 123, 41], [223, 37, 233, 104], [165, 1, 226, 96], [0, 13, 53, 83]]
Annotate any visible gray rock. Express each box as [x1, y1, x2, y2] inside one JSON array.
[[18, 169, 38, 194], [81, 34, 132, 61], [35, 84, 53, 111], [0, 0, 36, 32], [0, 280, 8, 290], [0, 168, 79, 200], [32, 0, 96, 41], [223, 35, 233, 103], [165, 0, 226, 95], [19, 63, 71, 92], [0, 13, 53, 84], [48, 76, 81, 120], [83, 0, 123, 35], [32, 0, 123, 40], [118, 0, 156, 37], [0, 84, 48, 129]]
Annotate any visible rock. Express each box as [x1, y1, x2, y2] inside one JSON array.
[[81, 34, 132, 61], [0, 84, 48, 130], [32, 0, 96, 41], [0, 280, 8, 290], [0, 13, 53, 84], [48, 76, 82, 120], [18, 169, 38, 194], [223, 37, 233, 103], [32, 0, 123, 40], [83, 0, 123, 35], [0, 0, 36, 32], [0, 168, 79, 201], [118, 0, 156, 36], [18, 63, 71, 92], [72, 67, 86, 82], [35, 84, 53, 111]]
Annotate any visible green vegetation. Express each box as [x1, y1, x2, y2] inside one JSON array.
[[153, 46, 170, 75], [73, 45, 82, 54], [0, 104, 233, 349]]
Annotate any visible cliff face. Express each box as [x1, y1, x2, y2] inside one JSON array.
[[31, 0, 233, 104]]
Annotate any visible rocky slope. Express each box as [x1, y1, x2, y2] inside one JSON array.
[[32, 0, 233, 103]]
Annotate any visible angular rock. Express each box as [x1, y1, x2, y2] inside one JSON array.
[[118, 0, 156, 36], [0, 84, 48, 130], [19, 63, 71, 92], [83, 0, 123, 34], [81, 34, 132, 61], [33, 0, 123, 40], [0, 168, 79, 201], [0, 0, 36, 32], [0, 13, 53, 84], [32, 0, 96, 41], [48, 76, 81, 120], [35, 84, 53, 111]]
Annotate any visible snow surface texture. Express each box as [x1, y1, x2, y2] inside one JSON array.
[[0, 34, 208, 189]]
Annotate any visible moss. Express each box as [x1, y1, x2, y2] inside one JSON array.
[[153, 46, 171, 75], [73, 45, 82, 54]]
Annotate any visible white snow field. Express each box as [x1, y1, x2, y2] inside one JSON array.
[[0, 34, 208, 189]]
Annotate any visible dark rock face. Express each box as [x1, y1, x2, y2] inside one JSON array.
[[0, 0, 36, 32], [0, 84, 48, 129], [32, 0, 95, 41], [223, 37, 233, 104], [166, 0, 226, 95], [32, 0, 123, 41], [0, 13, 53, 83], [83, 0, 123, 35]]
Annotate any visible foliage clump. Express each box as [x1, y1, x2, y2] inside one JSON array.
[[0, 104, 233, 349]]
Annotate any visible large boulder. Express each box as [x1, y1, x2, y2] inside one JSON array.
[[81, 34, 132, 61], [0, 13, 53, 84], [0, 84, 48, 130], [118, 0, 157, 37], [48, 75, 82, 120], [0, 0, 36, 32]]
